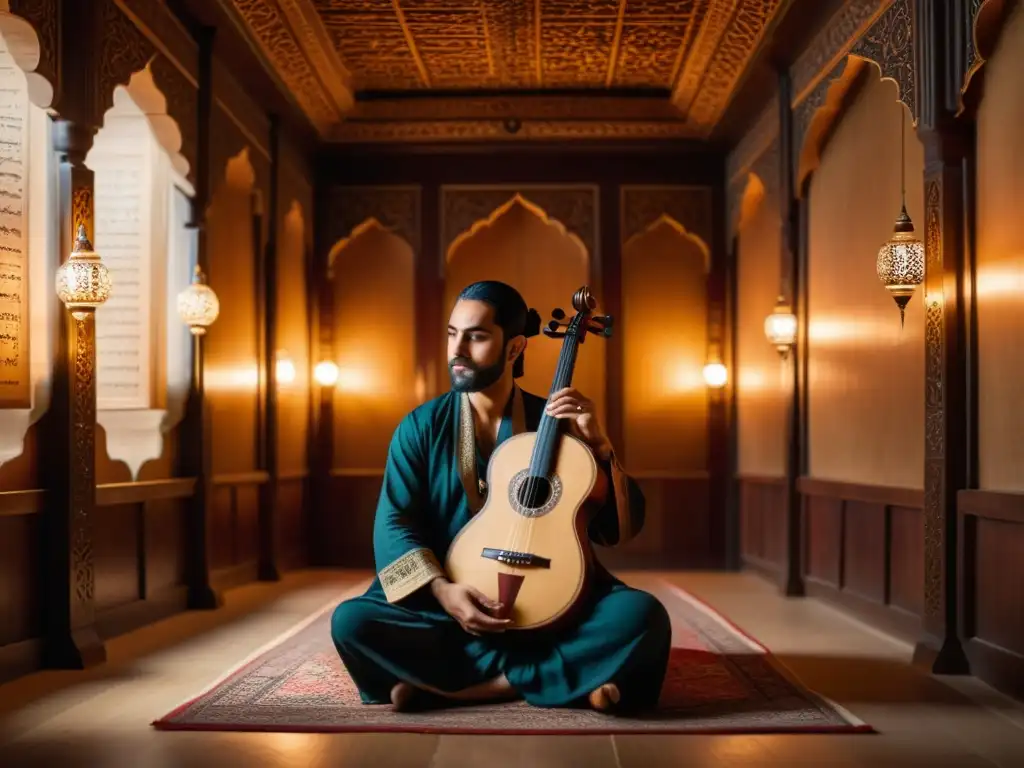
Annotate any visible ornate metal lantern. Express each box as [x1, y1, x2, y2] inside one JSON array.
[[55, 224, 111, 317], [176, 265, 220, 335]]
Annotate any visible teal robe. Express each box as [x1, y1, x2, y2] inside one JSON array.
[[331, 386, 671, 711]]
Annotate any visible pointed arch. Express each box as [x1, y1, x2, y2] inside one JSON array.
[[327, 217, 412, 277], [622, 213, 711, 274], [445, 193, 589, 266], [0, 7, 53, 109], [112, 60, 192, 183], [737, 172, 767, 235]]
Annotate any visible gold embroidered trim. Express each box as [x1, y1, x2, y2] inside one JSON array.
[[457, 386, 526, 514], [378, 547, 443, 603]]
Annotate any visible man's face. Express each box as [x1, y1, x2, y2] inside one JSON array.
[[446, 299, 523, 392]]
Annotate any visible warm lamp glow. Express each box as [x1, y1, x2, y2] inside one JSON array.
[[55, 224, 111, 317], [275, 350, 296, 385], [764, 295, 797, 358], [702, 362, 728, 389], [876, 204, 925, 327], [313, 359, 339, 387], [177, 265, 220, 335]]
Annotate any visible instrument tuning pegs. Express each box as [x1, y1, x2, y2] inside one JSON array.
[[547, 319, 562, 332], [593, 314, 614, 328], [551, 308, 566, 320], [543, 326, 566, 339]]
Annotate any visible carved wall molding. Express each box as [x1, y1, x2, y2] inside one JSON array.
[[221, 0, 352, 135], [960, 0, 1013, 112], [791, 0, 893, 105], [330, 119, 701, 144], [348, 96, 683, 123], [114, 0, 199, 81], [620, 185, 714, 256], [726, 95, 778, 188], [922, 175, 943, 624], [324, 186, 421, 268], [8, 0, 58, 95], [792, 0, 915, 191], [150, 56, 198, 185], [441, 185, 598, 268]]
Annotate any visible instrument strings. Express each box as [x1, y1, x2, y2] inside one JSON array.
[[510, 326, 579, 565]]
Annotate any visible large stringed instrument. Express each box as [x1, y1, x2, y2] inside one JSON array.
[[444, 287, 614, 631]]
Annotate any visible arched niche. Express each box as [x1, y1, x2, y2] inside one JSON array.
[[204, 147, 260, 476], [0, 14, 59, 484], [960, 0, 1016, 116], [621, 216, 711, 475], [85, 65, 196, 482], [276, 199, 310, 474], [734, 171, 788, 478], [443, 195, 603, 424], [328, 220, 416, 470], [793, 0, 918, 195]]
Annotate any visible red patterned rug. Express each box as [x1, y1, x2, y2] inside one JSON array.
[[152, 582, 871, 735]]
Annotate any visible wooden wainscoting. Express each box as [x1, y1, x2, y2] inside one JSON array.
[[0, 489, 45, 683], [799, 477, 923, 642], [958, 490, 1024, 701], [598, 472, 711, 569], [210, 471, 269, 591], [92, 478, 196, 640], [325, 469, 386, 568], [324, 469, 712, 570], [277, 470, 310, 571], [738, 476, 786, 579]]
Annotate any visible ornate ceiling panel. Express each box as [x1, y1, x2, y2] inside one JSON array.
[[223, 0, 787, 142]]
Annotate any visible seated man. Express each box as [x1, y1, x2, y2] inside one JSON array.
[[331, 280, 671, 713]]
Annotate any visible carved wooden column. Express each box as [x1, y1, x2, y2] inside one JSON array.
[[258, 114, 281, 582], [180, 25, 220, 610], [913, 0, 971, 675], [778, 66, 805, 597], [41, 0, 105, 669], [45, 120, 105, 669]]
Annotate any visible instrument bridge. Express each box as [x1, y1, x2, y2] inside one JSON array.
[[481, 547, 551, 568]]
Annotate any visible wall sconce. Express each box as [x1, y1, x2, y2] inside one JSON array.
[[702, 361, 728, 389], [764, 295, 798, 359], [313, 360, 339, 387], [176, 265, 220, 335], [275, 349, 296, 385], [55, 224, 111, 317]]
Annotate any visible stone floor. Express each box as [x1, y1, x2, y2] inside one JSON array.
[[1, 569, 1023, 767]]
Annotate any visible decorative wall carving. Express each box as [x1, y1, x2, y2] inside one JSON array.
[[330, 119, 701, 144], [442, 186, 597, 264], [620, 185, 714, 253], [960, 0, 1012, 111], [325, 186, 421, 261], [71, 312, 97, 607], [98, 0, 154, 119], [726, 95, 777, 187], [226, 0, 788, 139], [791, 0, 915, 187], [790, 0, 892, 103], [922, 177, 943, 623], [150, 56, 198, 185], [8, 0, 58, 91], [224, 0, 352, 135], [849, 0, 916, 121]]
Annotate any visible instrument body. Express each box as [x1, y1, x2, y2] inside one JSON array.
[[444, 287, 613, 631]]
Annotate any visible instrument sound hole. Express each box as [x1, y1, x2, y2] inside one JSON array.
[[516, 475, 552, 509], [508, 470, 562, 518]]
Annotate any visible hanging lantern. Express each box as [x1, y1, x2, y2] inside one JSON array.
[[764, 295, 797, 358], [875, 203, 925, 328], [176, 265, 220, 335], [55, 224, 112, 318]]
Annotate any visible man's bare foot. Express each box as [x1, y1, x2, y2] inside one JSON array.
[[390, 681, 417, 711], [588, 683, 621, 712]]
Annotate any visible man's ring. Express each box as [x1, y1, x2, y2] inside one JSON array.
[[576, 404, 583, 412]]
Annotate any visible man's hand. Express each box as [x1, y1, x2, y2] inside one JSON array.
[[545, 386, 613, 460], [430, 578, 511, 636]]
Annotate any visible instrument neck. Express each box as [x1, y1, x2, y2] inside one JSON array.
[[529, 332, 580, 478]]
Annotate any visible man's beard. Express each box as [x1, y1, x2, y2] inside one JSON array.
[[448, 355, 506, 392]]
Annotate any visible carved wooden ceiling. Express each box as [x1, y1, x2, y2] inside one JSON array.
[[223, 0, 787, 142]]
